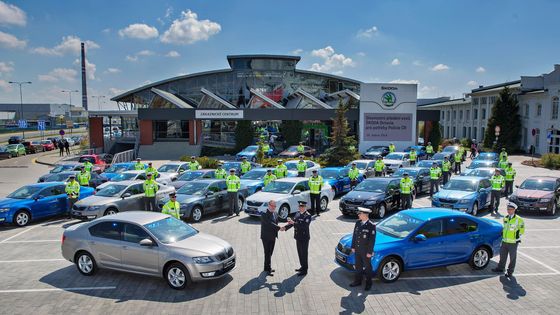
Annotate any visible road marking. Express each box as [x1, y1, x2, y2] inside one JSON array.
[[517, 251, 560, 274], [0, 240, 59, 244], [520, 246, 560, 249], [400, 272, 560, 281], [0, 259, 66, 263], [0, 224, 41, 244], [0, 286, 116, 293], [526, 229, 560, 232]]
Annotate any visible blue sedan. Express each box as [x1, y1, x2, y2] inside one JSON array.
[[236, 145, 274, 161], [102, 162, 147, 180], [319, 167, 364, 196], [431, 176, 492, 215], [240, 168, 275, 195], [0, 182, 95, 227], [335, 209, 502, 282]]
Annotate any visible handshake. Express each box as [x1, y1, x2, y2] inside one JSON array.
[[279, 217, 294, 232]]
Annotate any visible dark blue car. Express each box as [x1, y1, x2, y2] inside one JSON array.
[[0, 182, 95, 227], [335, 208, 502, 282], [319, 167, 364, 196]]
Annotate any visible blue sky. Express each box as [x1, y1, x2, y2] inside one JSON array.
[[1, 0, 559, 109]]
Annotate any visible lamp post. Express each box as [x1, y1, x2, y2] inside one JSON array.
[[91, 95, 106, 111], [8, 81, 32, 139], [61, 89, 79, 106]]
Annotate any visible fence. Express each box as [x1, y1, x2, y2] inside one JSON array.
[[111, 149, 136, 165]]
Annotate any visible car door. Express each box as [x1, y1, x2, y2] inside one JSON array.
[[386, 180, 401, 209], [444, 217, 479, 263], [406, 219, 447, 268], [205, 183, 223, 213], [419, 169, 431, 193], [121, 223, 159, 275], [306, 162, 315, 177], [87, 221, 124, 269], [292, 181, 309, 209], [339, 169, 351, 193], [120, 183, 144, 211], [478, 179, 491, 207], [33, 185, 66, 218], [366, 161, 375, 178]]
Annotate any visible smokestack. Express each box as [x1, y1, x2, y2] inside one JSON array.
[[81, 42, 88, 110]]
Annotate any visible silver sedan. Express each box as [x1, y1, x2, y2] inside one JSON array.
[[61, 211, 236, 289]]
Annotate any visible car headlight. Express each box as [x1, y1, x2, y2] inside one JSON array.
[[0, 208, 10, 213], [432, 197, 439, 202], [539, 198, 551, 203], [193, 256, 214, 264], [508, 195, 517, 201], [458, 199, 471, 204], [363, 200, 378, 206], [87, 206, 102, 211]]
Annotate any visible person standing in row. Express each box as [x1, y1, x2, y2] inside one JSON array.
[[429, 162, 442, 198], [374, 156, 385, 177], [498, 156, 509, 170], [134, 158, 145, 170], [490, 169, 505, 215], [146, 162, 158, 178], [83, 159, 94, 173], [263, 169, 276, 186], [282, 201, 312, 277], [297, 142, 305, 155], [454, 151, 462, 174], [240, 156, 251, 175], [161, 192, 181, 220], [400, 173, 414, 210], [492, 202, 524, 277], [308, 169, 323, 216], [77, 166, 90, 187], [504, 162, 516, 196], [143, 173, 159, 211], [260, 200, 281, 276], [442, 156, 451, 185], [409, 148, 417, 166], [425, 142, 434, 159], [297, 156, 307, 177], [189, 156, 201, 171], [64, 139, 70, 156], [226, 168, 241, 216], [275, 159, 287, 179], [65, 174, 80, 219], [499, 147, 508, 161], [349, 207, 376, 291], [348, 162, 360, 189], [214, 163, 227, 179], [389, 142, 395, 153]]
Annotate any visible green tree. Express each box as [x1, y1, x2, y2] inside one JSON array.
[[483, 87, 521, 152], [320, 101, 359, 166], [428, 122, 442, 149], [279, 120, 303, 147], [234, 120, 253, 151]]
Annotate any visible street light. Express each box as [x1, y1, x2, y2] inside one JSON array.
[[8, 81, 32, 138], [91, 95, 106, 111], [61, 89, 79, 106]]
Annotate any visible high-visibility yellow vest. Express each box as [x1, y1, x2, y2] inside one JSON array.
[[400, 178, 414, 194], [442, 161, 451, 172], [505, 167, 516, 181], [83, 161, 94, 173], [499, 160, 508, 170], [215, 168, 227, 179], [262, 144, 270, 152], [297, 145, 304, 153], [454, 153, 462, 163], [275, 164, 287, 178], [426, 145, 433, 154], [308, 175, 323, 194], [146, 167, 158, 177], [348, 168, 360, 180], [389, 144, 395, 152], [297, 161, 307, 172], [65, 180, 80, 198], [162, 201, 181, 219], [189, 161, 201, 171], [134, 162, 145, 170], [409, 151, 417, 161], [143, 180, 159, 197], [490, 175, 505, 190], [499, 151, 508, 161], [77, 172, 90, 186], [240, 161, 251, 174], [502, 215, 525, 243], [226, 175, 240, 192], [430, 167, 441, 179], [263, 174, 276, 186], [374, 160, 385, 172]]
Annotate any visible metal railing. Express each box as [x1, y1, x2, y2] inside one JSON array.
[[111, 149, 135, 165]]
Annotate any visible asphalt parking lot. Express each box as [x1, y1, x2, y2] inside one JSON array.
[[1, 154, 560, 314]]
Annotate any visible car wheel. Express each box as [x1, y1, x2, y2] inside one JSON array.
[[320, 196, 328, 212], [103, 208, 118, 216], [377, 203, 387, 219], [549, 199, 557, 216], [332, 186, 338, 196], [16, 152, 19, 157], [13, 210, 30, 227], [238, 197, 244, 210], [166, 262, 190, 290], [471, 202, 478, 216], [75, 251, 97, 276], [278, 204, 290, 221], [469, 246, 490, 270], [190, 206, 203, 223], [378, 256, 402, 283]]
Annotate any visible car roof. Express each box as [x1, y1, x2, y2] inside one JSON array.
[[26, 182, 67, 188], [248, 168, 274, 171], [122, 170, 145, 174], [350, 159, 374, 163], [321, 167, 347, 171], [387, 152, 406, 155], [285, 160, 313, 163], [104, 180, 142, 186], [402, 208, 473, 221], [525, 176, 559, 182], [450, 176, 482, 182], [189, 179, 223, 184], [94, 211, 171, 225], [399, 167, 425, 171], [363, 177, 395, 183], [275, 177, 309, 183], [467, 167, 497, 171], [58, 171, 79, 174]]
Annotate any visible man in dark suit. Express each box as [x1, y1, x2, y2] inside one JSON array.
[[349, 207, 377, 290], [283, 201, 312, 276], [260, 200, 281, 276]]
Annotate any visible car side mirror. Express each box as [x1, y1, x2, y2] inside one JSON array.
[[139, 238, 154, 246], [388, 188, 395, 194], [515, 185, 519, 188], [414, 234, 427, 242], [122, 193, 132, 199], [292, 190, 301, 195], [337, 175, 343, 179], [35, 195, 44, 201], [366, 167, 372, 171], [178, 169, 185, 174], [206, 191, 215, 196]]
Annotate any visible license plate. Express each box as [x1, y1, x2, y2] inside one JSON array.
[[247, 207, 258, 212], [441, 204, 453, 209], [224, 259, 235, 268]]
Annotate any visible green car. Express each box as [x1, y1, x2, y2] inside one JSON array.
[[5, 144, 26, 157]]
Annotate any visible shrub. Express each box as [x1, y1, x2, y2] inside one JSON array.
[[179, 155, 219, 168], [200, 146, 237, 157], [259, 156, 326, 168], [541, 153, 560, 169]]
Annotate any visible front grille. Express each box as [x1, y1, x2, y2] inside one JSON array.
[[247, 201, 263, 207], [518, 197, 538, 203], [216, 247, 235, 261], [439, 198, 457, 204], [344, 200, 363, 206], [337, 243, 352, 255]]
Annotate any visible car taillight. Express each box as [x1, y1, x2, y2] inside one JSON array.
[[61, 235, 66, 245]]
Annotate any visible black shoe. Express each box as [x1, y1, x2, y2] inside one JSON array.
[[505, 272, 513, 278], [364, 282, 372, 290], [316, 213, 320, 217], [266, 271, 274, 276], [349, 281, 362, 287], [236, 213, 240, 216], [492, 268, 504, 273], [297, 271, 307, 277], [295, 268, 302, 272]]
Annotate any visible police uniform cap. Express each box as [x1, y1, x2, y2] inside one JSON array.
[[69, 174, 76, 178], [312, 169, 318, 172], [136, 158, 141, 161], [403, 172, 409, 176], [299, 155, 304, 159], [146, 172, 153, 176], [267, 169, 272, 172], [242, 156, 247, 159], [298, 201, 307, 206], [352, 162, 356, 165], [507, 202, 518, 210], [217, 163, 223, 166], [508, 162, 512, 165], [357, 207, 372, 214], [277, 159, 283, 162], [169, 193, 176, 197], [229, 168, 236, 172]]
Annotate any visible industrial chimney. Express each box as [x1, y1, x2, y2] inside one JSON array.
[[81, 42, 88, 110]]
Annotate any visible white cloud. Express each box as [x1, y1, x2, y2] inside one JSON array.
[[38, 68, 78, 82], [73, 58, 96, 80], [0, 1, 26, 26], [292, 48, 303, 55], [418, 85, 438, 97], [413, 60, 423, 66], [476, 66, 486, 73], [109, 87, 125, 96], [118, 23, 159, 39], [32, 36, 100, 56], [309, 46, 355, 74], [104, 68, 121, 74], [137, 49, 155, 56], [0, 79, 12, 91], [389, 79, 420, 85], [0, 31, 26, 49], [357, 26, 379, 38], [165, 50, 180, 58], [356, 52, 366, 57], [431, 63, 450, 71], [102, 28, 111, 34], [125, 55, 138, 62], [391, 58, 400, 66], [467, 80, 479, 87], [160, 10, 221, 45], [0, 61, 14, 75]]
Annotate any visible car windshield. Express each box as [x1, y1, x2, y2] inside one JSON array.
[[176, 182, 209, 195], [348, 162, 368, 170], [385, 153, 404, 160], [50, 165, 73, 173], [96, 184, 127, 197], [242, 146, 258, 152], [443, 179, 478, 191], [465, 169, 492, 177], [79, 157, 95, 163], [6, 144, 17, 150], [40, 140, 51, 145], [520, 179, 555, 191], [432, 153, 446, 160], [366, 146, 384, 152], [354, 180, 388, 193], [475, 153, 496, 161], [241, 170, 267, 180], [393, 169, 418, 177], [158, 164, 179, 172], [319, 169, 343, 179], [178, 171, 204, 181], [47, 173, 74, 181], [112, 173, 137, 181], [104, 164, 129, 173], [0, 147, 6, 152], [470, 161, 495, 168], [222, 162, 239, 170], [144, 217, 198, 244], [443, 146, 458, 152], [377, 213, 424, 238], [284, 162, 301, 171], [286, 146, 299, 152], [262, 181, 295, 194], [416, 161, 432, 168], [7, 186, 43, 199]]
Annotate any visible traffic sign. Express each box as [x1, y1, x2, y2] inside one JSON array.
[[37, 120, 46, 131], [18, 119, 27, 129], [59, 129, 65, 136]]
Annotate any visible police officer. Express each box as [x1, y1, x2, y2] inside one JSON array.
[[429, 162, 442, 198], [349, 207, 376, 291], [348, 162, 360, 188], [65, 174, 80, 219], [146, 162, 158, 178], [143, 173, 159, 211], [492, 202, 525, 277], [263, 169, 276, 186], [454, 150, 462, 174], [442, 156, 451, 185], [504, 162, 516, 196], [275, 159, 287, 179], [374, 156, 385, 177], [214, 163, 227, 179], [83, 160, 94, 173], [162, 192, 181, 220], [189, 156, 201, 171], [296, 155, 307, 177], [240, 156, 251, 175], [388, 142, 395, 153], [297, 142, 305, 155], [262, 142, 271, 158], [309, 169, 323, 216], [426, 142, 434, 159], [490, 169, 505, 215], [283, 201, 312, 276], [77, 166, 90, 187], [498, 156, 508, 170], [134, 158, 145, 171], [261, 200, 281, 276], [409, 148, 417, 166], [226, 168, 241, 216], [499, 147, 508, 161], [400, 173, 414, 210]]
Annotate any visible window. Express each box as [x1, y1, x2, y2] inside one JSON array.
[[125, 183, 144, 195], [89, 221, 123, 240], [466, 110, 470, 121], [41, 185, 66, 197], [459, 110, 463, 120], [453, 110, 456, 120], [123, 223, 151, 243], [473, 108, 478, 120], [417, 219, 443, 238], [473, 127, 477, 140], [217, 181, 227, 191], [480, 179, 491, 189], [453, 127, 456, 137], [294, 182, 308, 192], [153, 120, 190, 141], [482, 108, 487, 119], [481, 97, 487, 105], [535, 128, 540, 148], [136, 173, 147, 180], [447, 111, 450, 121], [208, 184, 221, 193], [468, 127, 471, 138], [481, 127, 486, 140], [489, 96, 497, 105], [446, 218, 478, 235], [441, 111, 445, 120], [524, 104, 529, 118], [553, 97, 559, 120], [463, 127, 467, 138], [537, 104, 542, 117], [473, 98, 479, 105], [446, 126, 450, 138]]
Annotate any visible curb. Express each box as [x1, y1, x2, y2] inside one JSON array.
[[34, 153, 62, 167]]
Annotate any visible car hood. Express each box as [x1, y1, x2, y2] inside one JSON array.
[[240, 179, 262, 187], [384, 159, 403, 164], [174, 194, 204, 204], [237, 152, 256, 157], [339, 230, 401, 249], [435, 189, 476, 200], [364, 151, 382, 156], [344, 190, 385, 201], [514, 189, 553, 199], [247, 192, 288, 202], [75, 195, 120, 206], [102, 173, 120, 179], [167, 232, 231, 256], [0, 198, 31, 208], [279, 151, 298, 157]]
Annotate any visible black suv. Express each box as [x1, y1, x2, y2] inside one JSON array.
[[339, 177, 402, 219], [8, 136, 23, 144]]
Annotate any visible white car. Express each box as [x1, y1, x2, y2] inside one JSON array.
[[244, 177, 335, 220], [383, 152, 411, 173], [157, 162, 191, 181], [284, 160, 321, 177], [104, 170, 173, 185]]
